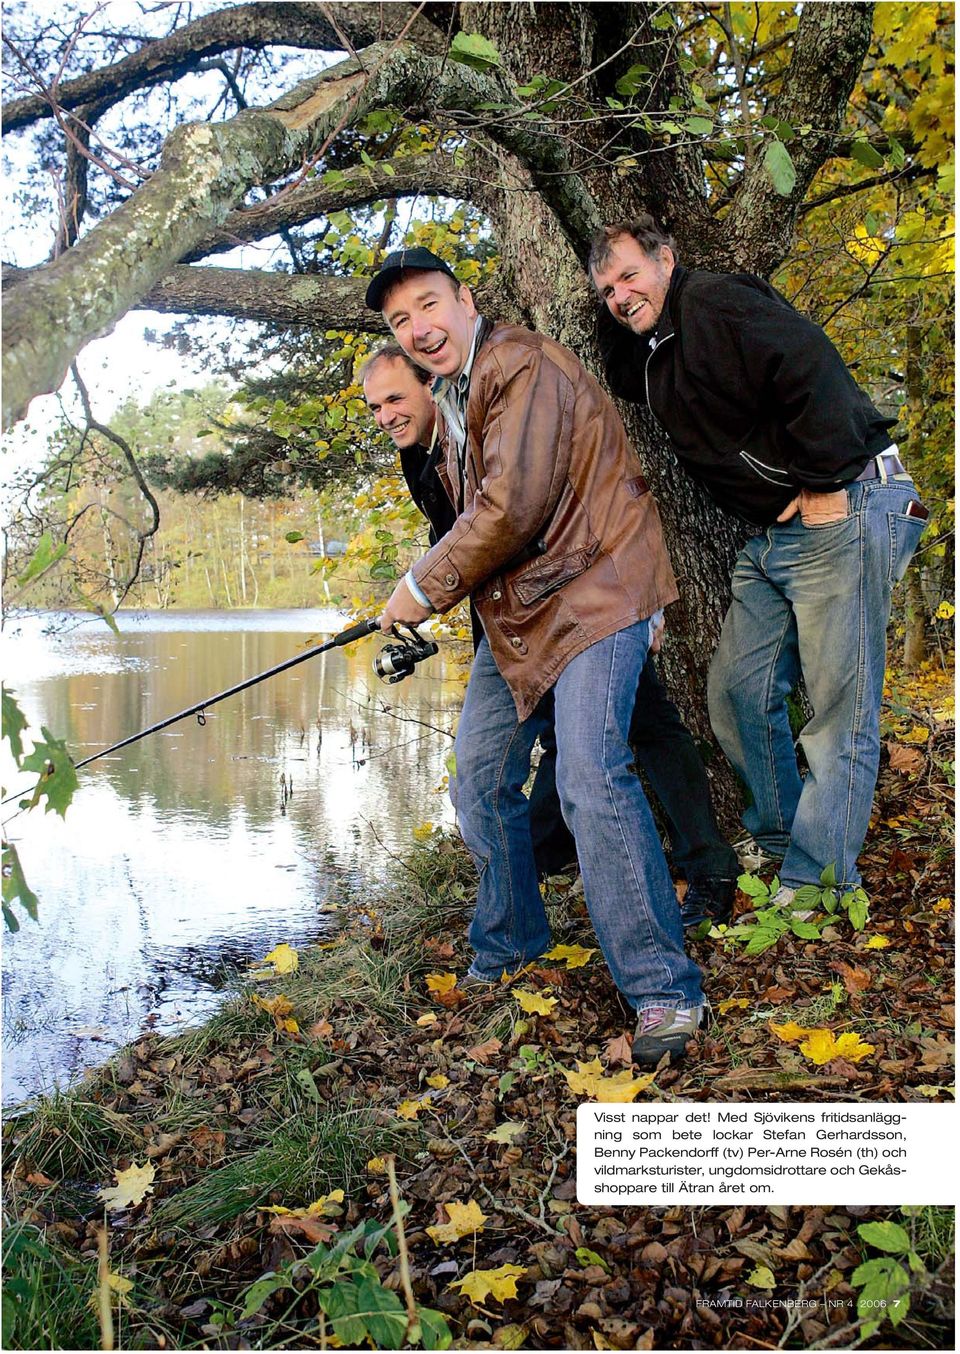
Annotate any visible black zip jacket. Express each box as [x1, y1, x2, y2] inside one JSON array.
[[597, 265, 897, 527]]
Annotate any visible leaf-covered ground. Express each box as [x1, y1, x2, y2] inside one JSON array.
[[2, 665, 954, 1350]]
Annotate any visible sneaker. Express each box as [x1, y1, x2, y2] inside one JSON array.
[[632, 1004, 704, 1067], [769, 886, 815, 923], [461, 969, 499, 991], [681, 877, 736, 928], [733, 834, 783, 873]]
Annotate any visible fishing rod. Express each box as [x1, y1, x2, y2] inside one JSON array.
[[5, 619, 439, 803]]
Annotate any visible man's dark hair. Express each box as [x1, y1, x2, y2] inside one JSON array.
[[588, 214, 678, 278], [359, 342, 431, 386]]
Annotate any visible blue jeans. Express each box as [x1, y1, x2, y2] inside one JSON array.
[[453, 620, 703, 1013], [707, 478, 926, 889]]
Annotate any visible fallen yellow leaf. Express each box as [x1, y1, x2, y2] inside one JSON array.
[[262, 943, 299, 974], [265, 1192, 342, 1219], [397, 1098, 426, 1120], [425, 1074, 449, 1090], [769, 1020, 812, 1043], [367, 1157, 388, 1173], [864, 936, 891, 949], [903, 725, 930, 744], [799, 1028, 875, 1066], [562, 1058, 655, 1102], [416, 1013, 439, 1027], [542, 943, 596, 969], [450, 1263, 527, 1305], [718, 997, 750, 1014], [513, 988, 558, 1016], [746, 1264, 776, 1290], [252, 993, 294, 1018], [426, 972, 458, 995], [485, 1121, 525, 1144], [99, 1162, 155, 1211], [933, 899, 952, 913], [426, 1199, 488, 1244]]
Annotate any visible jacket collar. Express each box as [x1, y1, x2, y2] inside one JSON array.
[[650, 263, 686, 347]]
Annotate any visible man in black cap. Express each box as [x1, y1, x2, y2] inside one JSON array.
[[360, 338, 738, 921], [362, 246, 706, 1068]]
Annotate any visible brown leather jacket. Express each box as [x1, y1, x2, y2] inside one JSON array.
[[412, 321, 678, 718]]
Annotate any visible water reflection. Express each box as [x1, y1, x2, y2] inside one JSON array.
[[2, 611, 460, 1103]]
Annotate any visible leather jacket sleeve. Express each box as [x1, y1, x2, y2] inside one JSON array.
[[410, 342, 573, 611]]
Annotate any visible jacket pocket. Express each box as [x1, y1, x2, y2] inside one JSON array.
[[511, 543, 599, 605]]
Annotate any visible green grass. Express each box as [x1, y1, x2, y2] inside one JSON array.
[[153, 1107, 409, 1231], [907, 1205, 955, 1268], [2, 1221, 101, 1351], [3, 1092, 143, 1180]]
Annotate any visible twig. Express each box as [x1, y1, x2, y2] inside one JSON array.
[[96, 1224, 114, 1351], [385, 1155, 419, 1344]]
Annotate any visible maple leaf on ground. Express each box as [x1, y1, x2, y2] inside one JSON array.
[[799, 1029, 875, 1065], [542, 943, 596, 969], [425, 1074, 449, 1089], [513, 988, 558, 1016], [718, 997, 750, 1014], [99, 1161, 156, 1211], [252, 993, 294, 1018], [367, 1157, 388, 1173], [426, 972, 458, 995], [450, 1263, 527, 1305], [864, 936, 891, 949], [397, 1098, 426, 1120], [426, 1199, 488, 1244], [265, 1189, 344, 1219], [769, 1020, 812, 1043], [563, 1058, 656, 1102], [262, 943, 299, 974]]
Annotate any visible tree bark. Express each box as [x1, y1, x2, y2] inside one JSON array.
[[2, 3, 446, 132], [3, 40, 593, 428]]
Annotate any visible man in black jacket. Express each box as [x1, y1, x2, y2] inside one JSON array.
[[590, 215, 928, 907], [361, 341, 738, 923]]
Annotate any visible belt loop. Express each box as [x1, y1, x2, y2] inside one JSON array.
[[877, 452, 889, 483]]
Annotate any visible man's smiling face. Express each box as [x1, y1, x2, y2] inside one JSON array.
[[383, 272, 478, 378], [363, 358, 436, 450], [591, 235, 675, 336]]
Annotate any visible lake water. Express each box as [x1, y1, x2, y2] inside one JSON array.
[[2, 610, 461, 1104]]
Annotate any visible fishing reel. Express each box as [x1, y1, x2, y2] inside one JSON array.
[[373, 624, 439, 685]]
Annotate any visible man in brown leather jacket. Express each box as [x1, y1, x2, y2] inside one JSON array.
[[365, 247, 704, 1066]]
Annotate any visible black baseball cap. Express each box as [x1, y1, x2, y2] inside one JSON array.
[[364, 246, 459, 311]]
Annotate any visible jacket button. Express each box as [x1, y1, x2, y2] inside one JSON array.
[[511, 637, 524, 650], [443, 572, 458, 587], [491, 589, 502, 600]]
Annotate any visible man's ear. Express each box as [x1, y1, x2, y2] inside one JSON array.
[[458, 283, 477, 316]]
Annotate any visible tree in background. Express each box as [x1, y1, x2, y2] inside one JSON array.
[[2, 1, 954, 776]]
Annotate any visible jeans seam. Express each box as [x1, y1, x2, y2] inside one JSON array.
[[601, 625, 680, 1001], [758, 554, 794, 836], [841, 509, 869, 888], [490, 714, 527, 967]]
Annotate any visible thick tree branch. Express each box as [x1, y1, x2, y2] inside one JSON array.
[[2, 41, 596, 427], [2, 2, 445, 132], [184, 152, 465, 261], [4, 261, 506, 331], [723, 2, 875, 273]]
